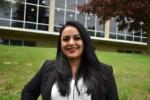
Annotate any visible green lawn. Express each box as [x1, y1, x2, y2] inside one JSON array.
[[0, 45, 150, 100]]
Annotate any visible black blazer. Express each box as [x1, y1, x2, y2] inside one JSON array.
[[21, 60, 119, 100]]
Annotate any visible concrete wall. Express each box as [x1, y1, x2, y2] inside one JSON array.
[[93, 40, 147, 54], [0, 29, 147, 54], [0, 29, 58, 48]]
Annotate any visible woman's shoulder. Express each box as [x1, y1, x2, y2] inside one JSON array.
[[43, 60, 55, 65], [100, 62, 113, 74], [100, 63, 116, 87], [42, 60, 56, 72]]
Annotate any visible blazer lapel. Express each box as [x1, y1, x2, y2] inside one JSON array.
[[43, 66, 57, 100]]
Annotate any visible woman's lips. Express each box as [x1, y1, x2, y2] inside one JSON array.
[[67, 47, 78, 52]]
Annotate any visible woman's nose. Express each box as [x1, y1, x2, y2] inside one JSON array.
[[68, 38, 75, 45]]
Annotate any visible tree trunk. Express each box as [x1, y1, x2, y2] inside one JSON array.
[[147, 33, 150, 54]]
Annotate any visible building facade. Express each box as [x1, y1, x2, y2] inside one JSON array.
[[0, 0, 147, 53]]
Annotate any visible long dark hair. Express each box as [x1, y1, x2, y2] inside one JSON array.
[[55, 21, 108, 96]]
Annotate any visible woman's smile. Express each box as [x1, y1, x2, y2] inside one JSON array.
[[67, 46, 79, 52], [61, 26, 84, 59]]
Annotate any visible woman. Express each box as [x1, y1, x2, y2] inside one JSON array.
[[21, 21, 119, 100]]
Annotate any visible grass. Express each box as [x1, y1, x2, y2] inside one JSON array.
[[0, 45, 150, 100]]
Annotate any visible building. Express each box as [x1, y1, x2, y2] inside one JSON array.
[[0, 0, 147, 53]]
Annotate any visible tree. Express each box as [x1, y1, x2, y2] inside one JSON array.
[[78, 0, 150, 53], [0, 0, 20, 8], [0, 0, 8, 8], [0, 0, 21, 16]]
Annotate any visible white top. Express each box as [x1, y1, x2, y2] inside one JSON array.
[[51, 78, 91, 100]]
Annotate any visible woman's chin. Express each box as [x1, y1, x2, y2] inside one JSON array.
[[66, 55, 81, 60]]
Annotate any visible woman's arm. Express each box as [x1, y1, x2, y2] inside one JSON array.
[[21, 60, 51, 100], [106, 67, 119, 100]]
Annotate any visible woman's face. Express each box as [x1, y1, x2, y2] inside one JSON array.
[[61, 26, 84, 60]]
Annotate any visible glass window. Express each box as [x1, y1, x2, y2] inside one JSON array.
[[76, 13, 85, 26], [66, 11, 75, 22], [11, 21, 23, 28], [87, 0, 91, 3], [125, 50, 133, 54], [25, 23, 36, 29], [134, 51, 141, 54], [0, 39, 9, 45], [24, 41, 36, 46], [96, 32, 104, 37], [66, 0, 76, 10], [26, 4, 37, 22], [126, 27, 133, 35], [17, 0, 25, 3], [110, 19, 117, 33], [126, 30, 133, 36], [142, 37, 147, 43], [77, 0, 86, 5], [39, 0, 50, 6], [56, 0, 65, 9], [117, 49, 124, 53], [117, 35, 125, 40], [87, 14, 95, 30], [118, 30, 126, 34], [134, 31, 141, 36], [87, 30, 95, 36], [38, 7, 49, 24], [26, 0, 38, 4], [126, 35, 133, 41], [96, 18, 104, 31], [54, 26, 62, 32], [0, 7, 11, 19], [0, 39, 3, 44], [142, 32, 147, 37], [109, 33, 116, 39], [38, 25, 48, 31], [10, 40, 22, 46], [55, 9, 64, 26], [12, 3, 25, 21], [134, 36, 141, 42], [0, 19, 10, 27]]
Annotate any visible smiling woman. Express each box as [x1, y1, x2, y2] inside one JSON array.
[[21, 21, 119, 100], [61, 26, 84, 60]]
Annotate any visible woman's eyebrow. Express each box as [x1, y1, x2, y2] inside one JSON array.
[[73, 33, 81, 37], [62, 33, 80, 37], [62, 36, 70, 38]]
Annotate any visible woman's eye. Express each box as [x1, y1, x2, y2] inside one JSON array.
[[62, 37, 70, 42], [74, 36, 81, 40]]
